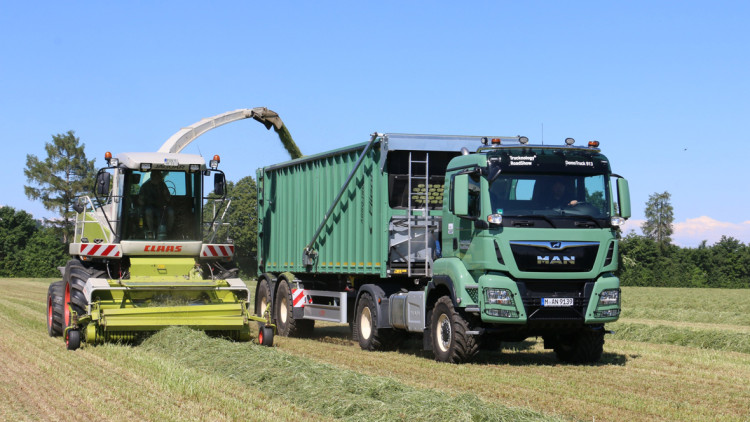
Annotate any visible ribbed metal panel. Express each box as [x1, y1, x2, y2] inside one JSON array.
[[258, 143, 388, 277]]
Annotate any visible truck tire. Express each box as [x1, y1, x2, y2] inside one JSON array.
[[553, 329, 605, 364], [47, 281, 64, 337], [353, 292, 404, 351], [274, 280, 314, 337], [429, 296, 479, 363], [255, 279, 272, 329]]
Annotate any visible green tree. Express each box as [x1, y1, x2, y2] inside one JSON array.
[[204, 176, 258, 278], [24, 130, 96, 243], [0, 207, 38, 276], [641, 191, 674, 248], [17, 227, 68, 277]]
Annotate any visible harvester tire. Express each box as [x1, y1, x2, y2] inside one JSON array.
[[63, 260, 105, 329], [429, 296, 479, 363], [66, 330, 81, 350], [255, 279, 272, 329], [258, 325, 274, 347], [274, 280, 314, 337], [353, 292, 404, 351], [554, 329, 604, 364], [47, 281, 64, 337]]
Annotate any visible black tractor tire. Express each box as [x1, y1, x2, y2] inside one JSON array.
[[47, 281, 64, 337], [255, 279, 273, 329], [429, 296, 480, 363], [66, 330, 81, 350], [63, 260, 104, 329], [258, 324, 274, 347], [554, 329, 605, 364], [352, 292, 404, 351], [273, 279, 314, 337]]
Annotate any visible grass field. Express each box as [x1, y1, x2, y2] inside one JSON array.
[[1, 279, 748, 421]]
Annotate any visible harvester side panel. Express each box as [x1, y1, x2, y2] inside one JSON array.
[[259, 143, 389, 277]]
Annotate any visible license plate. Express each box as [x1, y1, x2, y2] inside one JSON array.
[[541, 297, 574, 307]]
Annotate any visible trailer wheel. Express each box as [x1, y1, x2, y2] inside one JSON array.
[[353, 292, 404, 351], [66, 330, 81, 350], [47, 281, 64, 337], [258, 325, 274, 347], [429, 296, 479, 363], [554, 329, 604, 364], [274, 280, 314, 337]]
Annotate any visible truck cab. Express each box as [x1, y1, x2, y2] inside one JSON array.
[[438, 137, 630, 361]]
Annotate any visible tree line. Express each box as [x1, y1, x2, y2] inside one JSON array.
[[2, 131, 749, 287]]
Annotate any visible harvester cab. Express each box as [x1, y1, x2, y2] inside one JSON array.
[[47, 151, 274, 350]]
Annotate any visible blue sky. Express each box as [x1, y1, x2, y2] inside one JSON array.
[[1, 1, 749, 246]]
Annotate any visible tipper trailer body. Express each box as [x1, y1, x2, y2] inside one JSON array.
[[255, 133, 631, 362]]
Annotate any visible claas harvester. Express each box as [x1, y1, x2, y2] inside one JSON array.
[[46, 108, 297, 349]]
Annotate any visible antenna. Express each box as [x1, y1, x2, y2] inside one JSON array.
[[541, 123, 544, 145]]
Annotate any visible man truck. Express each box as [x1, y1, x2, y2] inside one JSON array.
[[255, 133, 630, 363]]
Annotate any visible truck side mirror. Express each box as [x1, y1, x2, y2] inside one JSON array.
[[214, 173, 226, 196], [452, 174, 470, 216], [617, 178, 631, 219], [96, 172, 111, 196]]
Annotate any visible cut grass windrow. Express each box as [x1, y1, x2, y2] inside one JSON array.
[[610, 321, 750, 354], [141, 327, 559, 422]]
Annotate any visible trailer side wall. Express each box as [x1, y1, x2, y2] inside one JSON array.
[[258, 143, 390, 277]]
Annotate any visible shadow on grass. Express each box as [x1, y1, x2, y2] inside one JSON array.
[[304, 325, 632, 367]]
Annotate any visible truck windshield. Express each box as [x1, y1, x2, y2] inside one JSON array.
[[120, 170, 201, 240], [489, 173, 610, 219]]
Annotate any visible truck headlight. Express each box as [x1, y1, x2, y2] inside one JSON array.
[[485, 288, 514, 306], [599, 289, 620, 306]]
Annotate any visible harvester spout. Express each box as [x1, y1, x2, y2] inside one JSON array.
[[158, 107, 303, 159]]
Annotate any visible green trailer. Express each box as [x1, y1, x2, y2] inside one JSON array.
[[256, 133, 631, 363]]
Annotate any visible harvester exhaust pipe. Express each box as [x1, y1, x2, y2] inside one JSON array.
[[158, 107, 303, 160]]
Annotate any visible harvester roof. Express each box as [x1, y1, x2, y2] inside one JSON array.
[[115, 152, 206, 171]]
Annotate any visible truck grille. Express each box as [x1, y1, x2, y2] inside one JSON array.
[[510, 241, 599, 272], [517, 280, 594, 321]]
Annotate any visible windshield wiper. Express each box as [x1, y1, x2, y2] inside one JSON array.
[[505, 214, 557, 228], [557, 213, 603, 228]]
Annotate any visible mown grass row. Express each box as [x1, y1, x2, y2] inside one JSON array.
[[609, 322, 750, 354], [141, 327, 559, 422]]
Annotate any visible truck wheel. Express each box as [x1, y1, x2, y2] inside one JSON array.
[[257, 324, 274, 347], [353, 292, 404, 351], [66, 330, 81, 350], [274, 280, 314, 337], [255, 279, 272, 329], [47, 281, 64, 337], [554, 329, 604, 364], [429, 296, 479, 363]]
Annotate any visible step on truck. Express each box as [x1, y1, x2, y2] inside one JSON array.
[[255, 133, 631, 363]]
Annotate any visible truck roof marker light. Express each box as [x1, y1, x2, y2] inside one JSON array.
[[491, 138, 501, 145], [481, 137, 489, 145], [519, 136, 529, 144], [210, 154, 220, 170], [565, 138, 575, 145], [588, 140, 600, 148]]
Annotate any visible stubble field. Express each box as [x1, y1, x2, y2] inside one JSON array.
[[1, 279, 748, 421]]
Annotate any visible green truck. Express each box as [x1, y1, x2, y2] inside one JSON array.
[[255, 133, 630, 363]]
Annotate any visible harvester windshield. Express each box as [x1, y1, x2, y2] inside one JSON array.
[[120, 169, 202, 241]]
